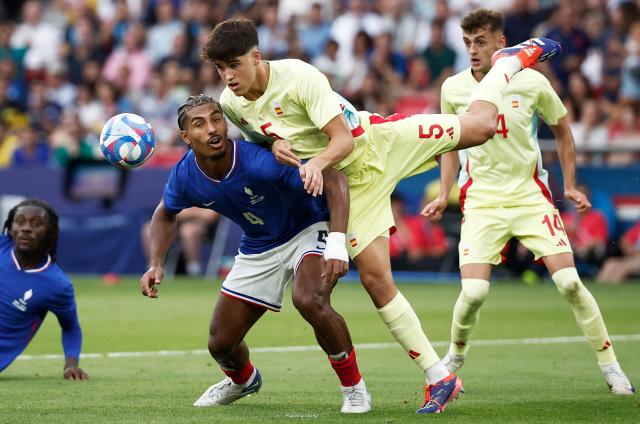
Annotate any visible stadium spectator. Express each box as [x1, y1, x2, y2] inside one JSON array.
[[0, 199, 88, 380], [598, 220, 640, 283], [390, 192, 449, 271], [10, 123, 50, 167], [545, 3, 590, 91], [257, 4, 288, 60], [0, 117, 17, 167], [102, 22, 153, 92], [141, 207, 219, 277], [620, 20, 640, 105], [145, 0, 184, 64], [297, 3, 331, 59], [312, 39, 341, 87], [9, 0, 62, 77], [49, 111, 97, 167], [420, 19, 456, 87], [503, 0, 550, 45], [561, 189, 610, 276]]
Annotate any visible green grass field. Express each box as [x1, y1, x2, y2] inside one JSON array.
[[3, 277, 639, 423]]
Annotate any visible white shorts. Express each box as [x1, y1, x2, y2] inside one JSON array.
[[220, 221, 329, 311]]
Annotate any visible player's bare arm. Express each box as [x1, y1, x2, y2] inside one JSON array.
[[422, 151, 461, 221], [550, 117, 591, 213], [141, 201, 178, 298], [63, 356, 89, 380], [320, 167, 350, 286], [299, 114, 354, 197]]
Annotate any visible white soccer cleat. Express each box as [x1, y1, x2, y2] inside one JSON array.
[[442, 352, 466, 374], [193, 369, 263, 406], [340, 378, 371, 413], [600, 361, 636, 395]]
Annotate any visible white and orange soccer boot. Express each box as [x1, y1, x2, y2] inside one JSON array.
[[491, 37, 562, 68]]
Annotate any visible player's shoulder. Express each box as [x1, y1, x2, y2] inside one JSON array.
[[168, 150, 195, 187], [271, 58, 318, 73], [237, 140, 277, 167], [46, 263, 74, 291], [513, 68, 551, 87], [0, 234, 11, 250], [442, 68, 474, 93], [220, 86, 234, 106]]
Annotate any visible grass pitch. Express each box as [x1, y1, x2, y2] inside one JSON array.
[[3, 277, 639, 423]]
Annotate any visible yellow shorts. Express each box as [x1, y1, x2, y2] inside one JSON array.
[[458, 204, 573, 267], [346, 111, 461, 258]]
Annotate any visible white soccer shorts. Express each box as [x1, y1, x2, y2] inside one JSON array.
[[220, 221, 329, 311]]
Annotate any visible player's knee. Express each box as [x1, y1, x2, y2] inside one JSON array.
[[552, 267, 582, 299], [460, 278, 490, 307], [207, 333, 235, 360], [292, 291, 326, 320]]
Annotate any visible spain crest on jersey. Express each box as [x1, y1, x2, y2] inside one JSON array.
[[273, 101, 284, 116], [511, 95, 521, 109]]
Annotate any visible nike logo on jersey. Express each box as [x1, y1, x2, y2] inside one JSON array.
[[203, 200, 216, 206]]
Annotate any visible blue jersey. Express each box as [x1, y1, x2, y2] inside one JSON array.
[[163, 141, 329, 254], [0, 235, 82, 372]]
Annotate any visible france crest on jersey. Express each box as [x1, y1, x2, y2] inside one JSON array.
[[163, 141, 329, 254]]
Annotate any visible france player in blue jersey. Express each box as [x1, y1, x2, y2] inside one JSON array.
[[0, 199, 88, 380], [140, 95, 370, 413]]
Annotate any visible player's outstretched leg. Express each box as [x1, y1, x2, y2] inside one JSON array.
[[294, 254, 371, 413], [353, 238, 460, 413], [194, 294, 266, 406]]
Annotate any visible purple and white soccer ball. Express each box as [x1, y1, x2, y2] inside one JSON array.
[[99, 113, 155, 169]]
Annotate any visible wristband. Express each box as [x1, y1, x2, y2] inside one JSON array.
[[323, 232, 349, 262]]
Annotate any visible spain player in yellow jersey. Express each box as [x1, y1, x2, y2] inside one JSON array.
[[201, 17, 563, 413], [423, 9, 635, 395]]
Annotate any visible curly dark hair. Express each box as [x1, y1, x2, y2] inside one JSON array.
[[461, 9, 504, 34], [2, 199, 59, 261], [177, 94, 221, 130], [201, 18, 259, 64]]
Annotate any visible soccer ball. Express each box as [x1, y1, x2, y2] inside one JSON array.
[[99, 113, 155, 169]]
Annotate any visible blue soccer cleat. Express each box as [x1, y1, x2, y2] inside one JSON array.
[[416, 373, 463, 414], [491, 37, 562, 68], [193, 368, 263, 406]]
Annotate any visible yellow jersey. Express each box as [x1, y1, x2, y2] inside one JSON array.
[[220, 59, 367, 175], [441, 68, 567, 210]]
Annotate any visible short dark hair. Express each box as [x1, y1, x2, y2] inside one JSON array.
[[177, 94, 221, 130], [461, 9, 504, 34], [201, 18, 259, 63], [3, 199, 59, 261]]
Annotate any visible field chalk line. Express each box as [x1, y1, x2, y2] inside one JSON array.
[[16, 333, 640, 361]]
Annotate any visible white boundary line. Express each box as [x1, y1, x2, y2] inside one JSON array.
[[16, 333, 640, 362]]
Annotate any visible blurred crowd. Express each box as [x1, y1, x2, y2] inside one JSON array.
[[0, 0, 639, 281], [0, 0, 639, 169]]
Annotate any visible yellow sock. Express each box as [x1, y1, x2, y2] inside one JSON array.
[[468, 57, 521, 109], [551, 267, 616, 365], [450, 279, 490, 355], [377, 291, 440, 372]]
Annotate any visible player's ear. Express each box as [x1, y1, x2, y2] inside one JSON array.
[[498, 34, 506, 49], [180, 130, 191, 147], [251, 48, 261, 65]]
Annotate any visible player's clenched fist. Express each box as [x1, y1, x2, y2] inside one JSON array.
[[141, 266, 164, 298]]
